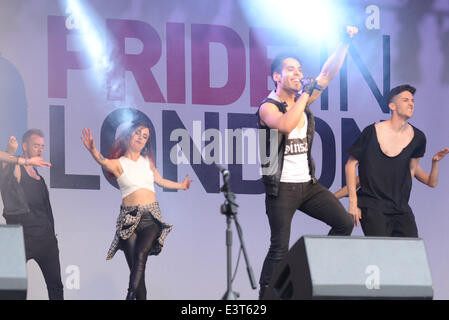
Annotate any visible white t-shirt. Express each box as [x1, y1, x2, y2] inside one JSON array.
[[280, 113, 311, 183]]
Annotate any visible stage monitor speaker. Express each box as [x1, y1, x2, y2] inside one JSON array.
[[262, 236, 433, 300], [0, 225, 27, 299]]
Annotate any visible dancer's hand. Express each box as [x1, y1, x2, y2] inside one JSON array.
[[7, 136, 18, 155], [348, 201, 362, 227], [27, 156, 51, 168], [433, 148, 449, 162], [81, 128, 96, 153], [346, 26, 358, 38], [181, 175, 193, 190]]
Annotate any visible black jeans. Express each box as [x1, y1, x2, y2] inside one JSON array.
[[360, 207, 419, 237], [25, 234, 64, 300], [119, 212, 161, 300], [259, 181, 354, 287]]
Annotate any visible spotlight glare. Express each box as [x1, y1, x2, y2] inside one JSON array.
[[62, 0, 112, 88], [240, 0, 347, 44]]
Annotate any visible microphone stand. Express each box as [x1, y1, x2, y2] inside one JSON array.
[[218, 168, 257, 300]]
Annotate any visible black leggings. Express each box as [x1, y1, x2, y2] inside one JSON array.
[[119, 213, 161, 300]]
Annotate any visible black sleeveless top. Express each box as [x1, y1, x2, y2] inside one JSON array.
[[19, 166, 54, 236]]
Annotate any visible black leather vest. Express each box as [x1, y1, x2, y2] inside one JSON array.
[[257, 97, 317, 197]]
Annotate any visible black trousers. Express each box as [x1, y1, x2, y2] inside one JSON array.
[[259, 181, 354, 287], [360, 207, 419, 237], [24, 234, 64, 300], [119, 212, 161, 300]]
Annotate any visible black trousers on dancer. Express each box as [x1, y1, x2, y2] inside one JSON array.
[[360, 207, 419, 237], [119, 212, 161, 300], [24, 234, 64, 300], [259, 181, 354, 288]]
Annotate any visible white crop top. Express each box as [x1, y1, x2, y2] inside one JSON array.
[[117, 156, 155, 198]]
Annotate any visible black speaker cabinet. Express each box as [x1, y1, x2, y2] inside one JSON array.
[[0, 225, 27, 299], [263, 236, 433, 300]]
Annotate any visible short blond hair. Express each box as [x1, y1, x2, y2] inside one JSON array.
[[22, 129, 44, 144]]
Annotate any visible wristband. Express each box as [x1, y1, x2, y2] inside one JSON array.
[[297, 77, 321, 96]]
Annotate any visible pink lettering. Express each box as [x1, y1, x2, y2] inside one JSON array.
[[191, 24, 245, 105]]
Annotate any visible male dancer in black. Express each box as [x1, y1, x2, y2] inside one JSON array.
[[334, 148, 448, 199], [257, 26, 358, 298], [345, 85, 427, 237], [0, 131, 64, 300]]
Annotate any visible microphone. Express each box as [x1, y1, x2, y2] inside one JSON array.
[[215, 163, 230, 177], [297, 77, 323, 97]]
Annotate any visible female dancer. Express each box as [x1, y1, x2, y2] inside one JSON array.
[[81, 121, 192, 300]]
